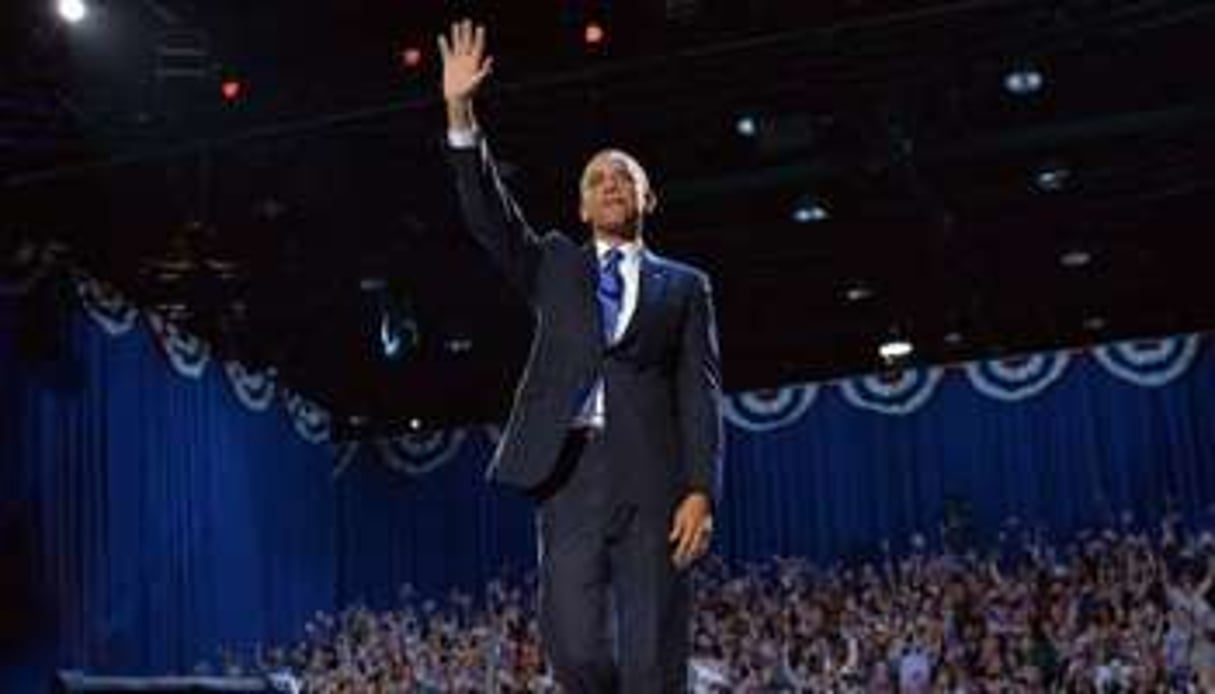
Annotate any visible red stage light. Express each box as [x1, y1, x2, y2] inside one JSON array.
[[402, 47, 422, 68], [221, 79, 243, 102], [584, 22, 605, 46]]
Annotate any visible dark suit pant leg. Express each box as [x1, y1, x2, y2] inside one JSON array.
[[538, 508, 618, 693], [610, 510, 689, 694]]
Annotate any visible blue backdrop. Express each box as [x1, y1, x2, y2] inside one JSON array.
[[0, 278, 535, 688], [718, 357, 1215, 563], [3, 271, 1215, 688]]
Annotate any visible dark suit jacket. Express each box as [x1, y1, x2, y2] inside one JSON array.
[[449, 137, 723, 508]]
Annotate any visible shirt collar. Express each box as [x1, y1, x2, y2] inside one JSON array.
[[595, 238, 644, 264]]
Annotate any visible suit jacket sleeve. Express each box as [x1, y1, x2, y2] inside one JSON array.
[[677, 271, 724, 505], [447, 137, 542, 299]]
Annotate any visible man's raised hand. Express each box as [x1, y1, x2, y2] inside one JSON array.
[[438, 19, 493, 106]]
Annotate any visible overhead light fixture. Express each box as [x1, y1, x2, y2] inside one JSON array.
[[401, 46, 423, 68], [792, 198, 828, 224], [57, 0, 87, 23], [878, 338, 914, 362], [221, 78, 244, 103], [407, 418, 423, 431], [1004, 68, 1044, 96], [735, 115, 758, 138], [1033, 164, 1071, 192], [584, 21, 606, 47], [1059, 249, 1092, 268], [844, 283, 873, 303], [369, 282, 418, 360], [379, 311, 418, 360], [943, 331, 964, 346], [380, 314, 403, 358]]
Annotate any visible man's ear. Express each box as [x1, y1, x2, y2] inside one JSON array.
[[579, 201, 590, 223], [644, 189, 659, 214]]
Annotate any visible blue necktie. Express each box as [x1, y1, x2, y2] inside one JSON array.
[[598, 248, 624, 344], [572, 248, 623, 424]]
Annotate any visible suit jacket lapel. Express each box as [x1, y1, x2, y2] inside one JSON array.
[[615, 250, 668, 348]]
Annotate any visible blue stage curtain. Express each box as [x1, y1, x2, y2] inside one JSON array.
[[0, 284, 535, 685], [5, 274, 1215, 686], [715, 349, 1215, 564], [332, 434, 535, 607]]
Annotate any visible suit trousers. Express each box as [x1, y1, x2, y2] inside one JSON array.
[[535, 428, 689, 694]]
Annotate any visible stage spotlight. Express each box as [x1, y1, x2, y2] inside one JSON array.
[[584, 21, 606, 46], [221, 78, 243, 103], [943, 331, 964, 346], [792, 198, 828, 223], [879, 338, 913, 362], [408, 418, 423, 431], [735, 115, 758, 138], [844, 283, 873, 303], [57, 0, 87, 23], [1059, 249, 1092, 268], [401, 46, 423, 68], [1004, 68, 1044, 95], [1032, 164, 1070, 192]]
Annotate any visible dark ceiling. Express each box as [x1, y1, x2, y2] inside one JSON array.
[[3, 0, 1214, 433]]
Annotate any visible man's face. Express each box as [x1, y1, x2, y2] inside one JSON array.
[[579, 150, 652, 238]]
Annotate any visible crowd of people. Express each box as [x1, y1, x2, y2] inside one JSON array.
[[222, 513, 1215, 692]]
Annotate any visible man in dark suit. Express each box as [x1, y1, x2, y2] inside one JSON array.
[[438, 20, 723, 693]]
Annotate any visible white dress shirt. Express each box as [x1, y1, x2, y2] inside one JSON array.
[[595, 239, 644, 344], [573, 239, 643, 428], [447, 128, 479, 149]]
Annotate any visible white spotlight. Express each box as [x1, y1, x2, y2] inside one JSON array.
[[1059, 249, 1092, 268], [57, 0, 88, 23], [1033, 165, 1071, 192], [792, 199, 828, 224], [1004, 68, 1044, 96], [878, 339, 914, 361], [735, 115, 758, 138], [844, 283, 873, 303]]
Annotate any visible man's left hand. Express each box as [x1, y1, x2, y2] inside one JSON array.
[[669, 492, 713, 569]]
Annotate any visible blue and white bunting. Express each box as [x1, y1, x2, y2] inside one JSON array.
[[723, 385, 819, 432], [965, 351, 1071, 402], [1093, 334, 1201, 387], [145, 312, 210, 379], [223, 361, 277, 412], [282, 390, 332, 444], [837, 367, 945, 416], [54, 267, 1212, 464], [75, 275, 139, 336], [376, 430, 467, 476]]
